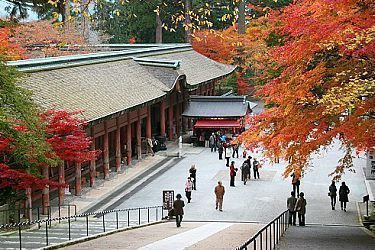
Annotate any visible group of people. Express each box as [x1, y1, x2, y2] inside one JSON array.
[[173, 164, 197, 227], [240, 156, 260, 184], [329, 181, 350, 211], [287, 178, 351, 227]]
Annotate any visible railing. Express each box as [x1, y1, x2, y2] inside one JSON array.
[[236, 210, 289, 250], [0, 205, 77, 225], [0, 205, 163, 249]]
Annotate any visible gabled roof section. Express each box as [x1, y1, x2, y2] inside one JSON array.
[[142, 50, 236, 87], [182, 95, 251, 118]]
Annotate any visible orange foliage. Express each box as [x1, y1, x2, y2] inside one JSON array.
[[239, 0, 375, 177], [0, 27, 24, 60], [192, 21, 270, 94], [8, 20, 89, 59]]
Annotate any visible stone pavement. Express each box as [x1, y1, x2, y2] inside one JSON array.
[[74, 139, 374, 249], [61, 221, 264, 250]]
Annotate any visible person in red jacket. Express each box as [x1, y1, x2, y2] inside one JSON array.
[[229, 161, 238, 187]]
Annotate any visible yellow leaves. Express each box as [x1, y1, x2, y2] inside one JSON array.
[[48, 0, 59, 8], [319, 73, 375, 115]]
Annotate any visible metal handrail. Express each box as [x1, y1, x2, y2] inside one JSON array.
[[0, 205, 164, 249], [0, 205, 77, 225], [235, 210, 289, 250]]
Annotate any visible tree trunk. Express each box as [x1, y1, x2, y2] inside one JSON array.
[[156, 13, 163, 43], [238, 0, 246, 34], [184, 0, 192, 43]]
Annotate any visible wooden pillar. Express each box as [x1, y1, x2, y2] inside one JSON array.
[[176, 102, 181, 137], [25, 187, 32, 220], [160, 99, 166, 136], [136, 114, 142, 160], [115, 118, 121, 172], [126, 119, 132, 166], [168, 104, 174, 141], [58, 162, 65, 205], [103, 121, 110, 179], [75, 162, 82, 196], [89, 127, 96, 187], [146, 106, 152, 139], [42, 165, 50, 215]]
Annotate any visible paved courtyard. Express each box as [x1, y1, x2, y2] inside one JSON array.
[[65, 141, 374, 249]]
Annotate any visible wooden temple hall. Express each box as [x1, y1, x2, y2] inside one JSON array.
[[8, 44, 235, 208]]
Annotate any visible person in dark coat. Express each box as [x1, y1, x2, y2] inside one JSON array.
[[339, 182, 350, 211], [295, 192, 307, 226], [173, 194, 185, 227], [241, 160, 251, 185], [189, 165, 197, 190], [329, 181, 337, 210], [229, 161, 238, 187], [287, 191, 297, 225], [218, 142, 224, 160], [291, 172, 300, 197]]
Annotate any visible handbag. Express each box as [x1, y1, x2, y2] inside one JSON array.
[[328, 192, 331, 196]]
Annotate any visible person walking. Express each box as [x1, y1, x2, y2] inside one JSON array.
[[241, 160, 251, 185], [339, 182, 350, 211], [209, 133, 216, 152], [173, 194, 185, 227], [214, 181, 225, 211], [295, 192, 307, 226], [287, 191, 297, 225], [329, 181, 337, 210], [232, 143, 239, 158], [229, 161, 238, 187], [253, 158, 260, 179], [291, 172, 300, 197], [189, 165, 197, 190], [185, 177, 193, 203], [218, 142, 224, 160], [224, 144, 231, 166]]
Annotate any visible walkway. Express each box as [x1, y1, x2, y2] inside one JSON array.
[[61, 221, 264, 250], [277, 224, 374, 249]]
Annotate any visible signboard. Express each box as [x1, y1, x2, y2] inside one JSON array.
[[163, 190, 174, 210], [365, 151, 375, 180]]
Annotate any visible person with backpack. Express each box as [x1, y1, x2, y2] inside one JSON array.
[[241, 160, 251, 185]]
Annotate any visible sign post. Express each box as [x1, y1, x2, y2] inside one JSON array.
[[163, 190, 174, 211]]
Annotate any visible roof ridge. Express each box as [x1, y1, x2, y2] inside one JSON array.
[[7, 44, 192, 72]]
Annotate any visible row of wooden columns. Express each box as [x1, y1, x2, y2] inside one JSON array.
[[35, 84, 214, 214], [39, 88, 196, 213]]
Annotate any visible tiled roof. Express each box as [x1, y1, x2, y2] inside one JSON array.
[[18, 60, 169, 122], [143, 50, 236, 86], [182, 95, 250, 118], [12, 44, 236, 123]]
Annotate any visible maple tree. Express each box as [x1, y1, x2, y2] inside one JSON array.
[[192, 19, 270, 94], [6, 20, 89, 59], [237, 0, 374, 178], [41, 110, 100, 163]]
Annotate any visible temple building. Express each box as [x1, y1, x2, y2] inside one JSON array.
[[8, 44, 235, 210]]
